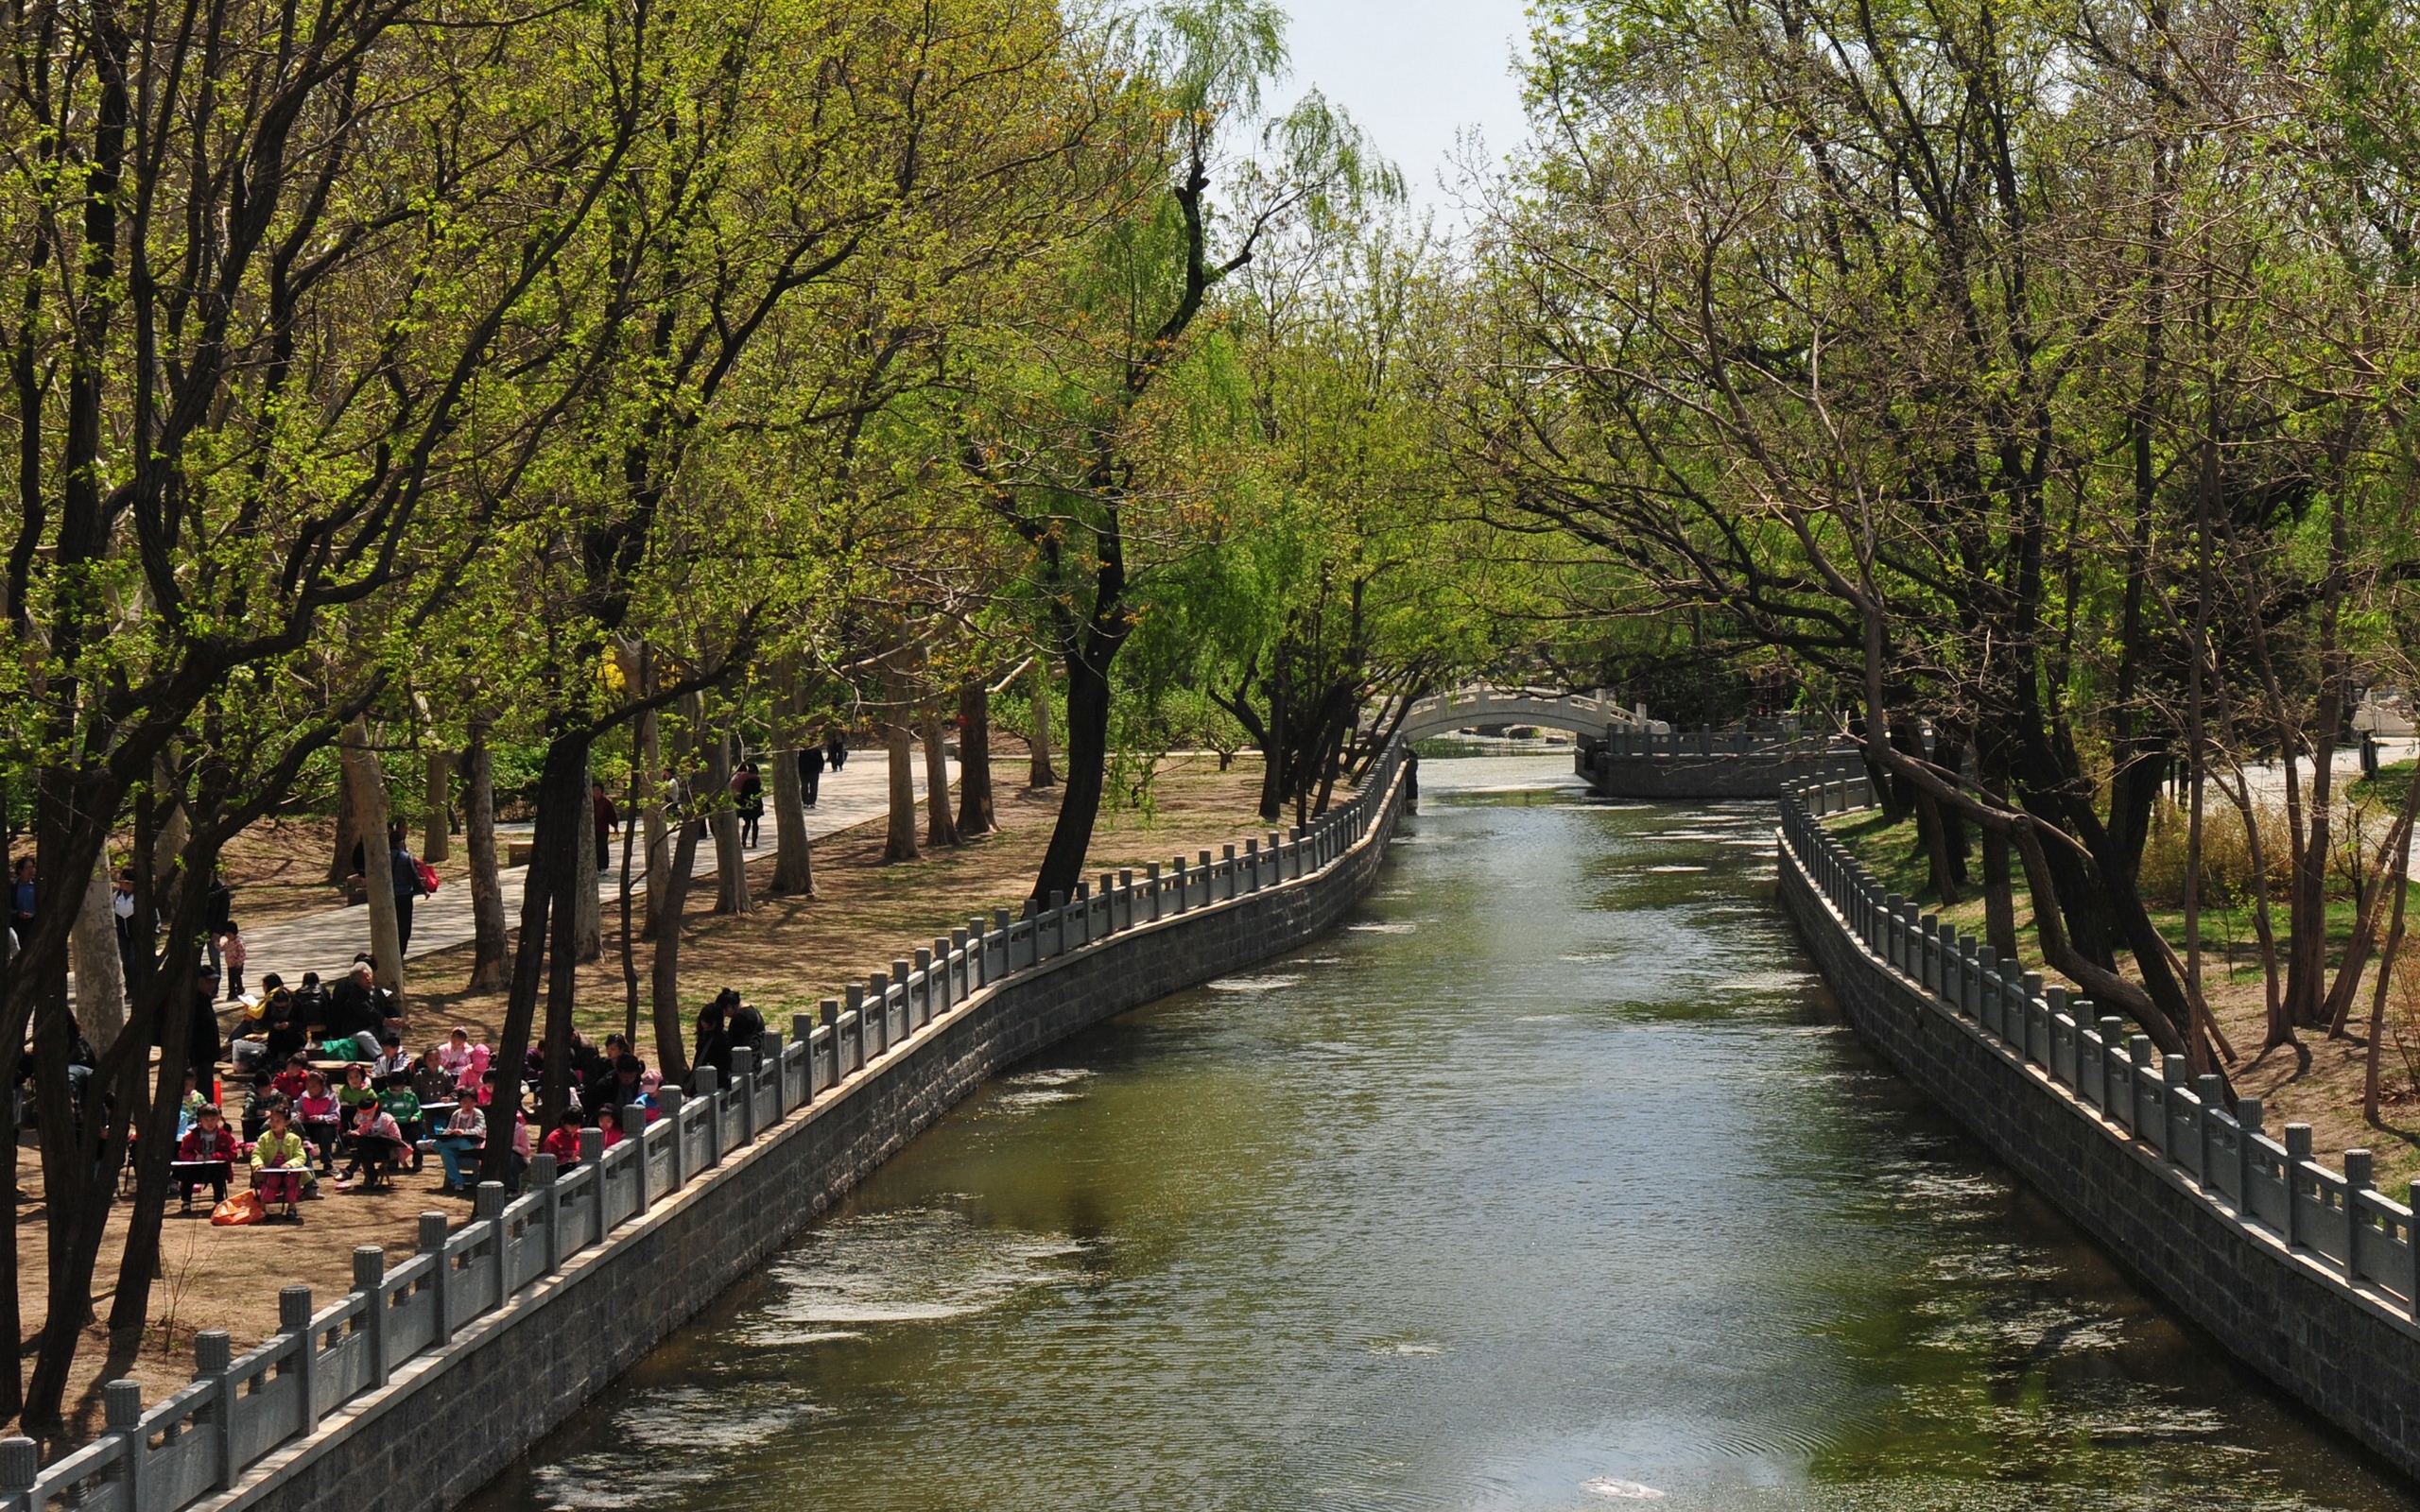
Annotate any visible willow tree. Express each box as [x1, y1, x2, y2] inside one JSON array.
[[959, 0, 1397, 902]]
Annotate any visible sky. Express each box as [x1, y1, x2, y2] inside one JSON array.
[[1272, 0, 1537, 226]]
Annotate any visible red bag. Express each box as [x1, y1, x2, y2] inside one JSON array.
[[415, 859, 441, 895]]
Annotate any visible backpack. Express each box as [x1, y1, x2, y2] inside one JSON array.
[[415, 859, 441, 895]]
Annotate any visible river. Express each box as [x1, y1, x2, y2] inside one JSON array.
[[462, 754, 2418, 1512]]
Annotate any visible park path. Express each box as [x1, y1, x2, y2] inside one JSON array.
[[233, 754, 953, 991]]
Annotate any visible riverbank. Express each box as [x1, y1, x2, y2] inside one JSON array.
[[461, 756, 2418, 1512], [20, 755, 1270, 1442], [1819, 801, 2420, 1194], [1784, 776, 2420, 1491]]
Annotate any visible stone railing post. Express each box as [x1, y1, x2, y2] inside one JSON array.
[[2345, 1148, 2374, 1283], [659, 1087, 686, 1188], [2236, 1096, 2263, 1214], [793, 1013, 821, 1103], [106, 1378, 146, 1509], [731, 1048, 757, 1144], [354, 1245, 389, 1386], [196, 1328, 235, 1488], [0, 1436, 36, 1512], [282, 1285, 318, 1434], [421, 1211, 452, 1344], [2284, 1123, 2314, 1247], [533, 1152, 561, 1274], [582, 1127, 608, 1238]]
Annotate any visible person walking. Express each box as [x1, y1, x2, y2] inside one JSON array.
[[387, 822, 428, 955], [733, 763, 764, 847], [824, 728, 847, 772], [201, 867, 233, 979], [9, 857, 34, 954], [591, 779, 618, 871], [799, 743, 824, 807]]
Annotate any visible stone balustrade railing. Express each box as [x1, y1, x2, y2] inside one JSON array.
[[1780, 774, 2420, 1312], [0, 739, 1410, 1512]]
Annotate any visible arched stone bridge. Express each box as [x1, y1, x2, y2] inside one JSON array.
[[1388, 686, 1648, 745]]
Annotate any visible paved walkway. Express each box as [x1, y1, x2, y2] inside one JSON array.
[[235, 754, 953, 990]]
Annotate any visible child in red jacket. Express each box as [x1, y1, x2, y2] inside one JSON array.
[[175, 1106, 240, 1210]]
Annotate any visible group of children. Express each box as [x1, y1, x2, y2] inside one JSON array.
[[174, 1020, 676, 1221]]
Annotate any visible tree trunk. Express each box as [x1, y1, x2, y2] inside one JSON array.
[[2366, 816, 2414, 1122], [770, 666, 815, 894], [327, 756, 362, 887], [480, 733, 589, 1185], [649, 704, 705, 1084], [1028, 659, 1058, 789], [956, 680, 994, 837], [70, 850, 125, 1049], [1034, 645, 1112, 902], [1979, 823, 2019, 961], [708, 729, 752, 915], [924, 708, 959, 849], [423, 749, 451, 864], [620, 719, 646, 1045], [574, 766, 603, 960], [634, 646, 670, 938], [342, 719, 406, 1007], [463, 724, 510, 993], [884, 688, 920, 863]]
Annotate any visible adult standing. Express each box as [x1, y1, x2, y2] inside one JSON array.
[[591, 779, 619, 871], [388, 822, 427, 955], [9, 857, 34, 954], [182, 967, 223, 1085], [692, 992, 733, 1084], [824, 729, 847, 772], [733, 763, 764, 847], [201, 867, 233, 979], [112, 867, 145, 981], [799, 743, 825, 807]]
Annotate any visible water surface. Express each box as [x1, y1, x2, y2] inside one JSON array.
[[465, 756, 2416, 1512]]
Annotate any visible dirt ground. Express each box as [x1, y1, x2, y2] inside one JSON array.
[[17, 752, 1272, 1439]]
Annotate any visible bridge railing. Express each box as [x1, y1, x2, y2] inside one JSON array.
[[1392, 685, 1649, 737]]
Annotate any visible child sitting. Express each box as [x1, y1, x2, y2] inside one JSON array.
[[438, 1027, 492, 1093], [595, 1105, 625, 1149], [336, 1098, 405, 1190], [250, 1105, 312, 1222], [540, 1108, 585, 1169], [295, 1072, 343, 1174], [270, 1051, 311, 1103], [175, 1070, 208, 1139], [430, 1099, 486, 1193], [409, 1047, 454, 1109], [336, 1062, 377, 1121], [174, 1105, 239, 1211], [377, 1076, 424, 1171]]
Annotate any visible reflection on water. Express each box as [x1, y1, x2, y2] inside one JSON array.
[[464, 756, 2419, 1512]]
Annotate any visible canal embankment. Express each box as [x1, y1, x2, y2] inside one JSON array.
[[462, 758, 2416, 1511], [1779, 774, 2420, 1484], [5, 748, 1410, 1512]]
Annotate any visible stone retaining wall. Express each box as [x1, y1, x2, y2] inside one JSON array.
[[1776, 777, 2420, 1480], [1580, 747, 1862, 800], [6, 747, 1411, 1512]]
